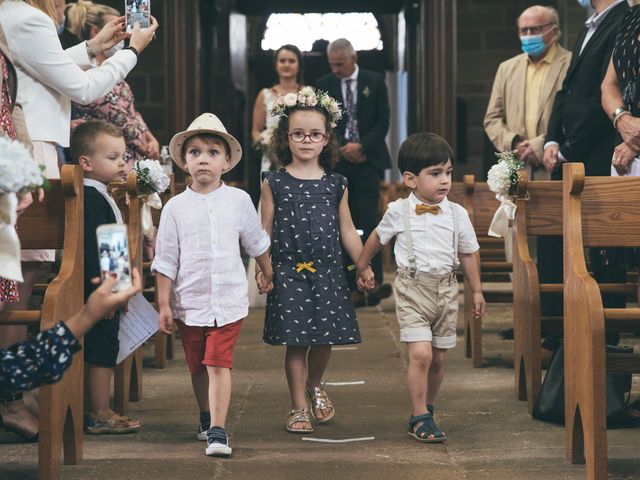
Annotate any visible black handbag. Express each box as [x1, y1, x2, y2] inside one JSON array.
[[532, 343, 632, 427]]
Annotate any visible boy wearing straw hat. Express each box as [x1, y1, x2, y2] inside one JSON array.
[[152, 113, 273, 457]]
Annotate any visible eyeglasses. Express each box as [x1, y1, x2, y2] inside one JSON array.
[[288, 131, 327, 143], [518, 23, 554, 35]]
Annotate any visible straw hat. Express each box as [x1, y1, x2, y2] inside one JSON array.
[[169, 113, 242, 173]]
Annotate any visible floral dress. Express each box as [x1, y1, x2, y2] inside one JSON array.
[[263, 169, 361, 346], [73, 81, 148, 170], [0, 53, 19, 303]]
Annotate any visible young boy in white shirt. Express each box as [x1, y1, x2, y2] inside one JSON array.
[[152, 113, 273, 457], [356, 132, 485, 443]]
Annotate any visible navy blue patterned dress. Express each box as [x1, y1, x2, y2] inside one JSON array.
[[263, 169, 361, 346]]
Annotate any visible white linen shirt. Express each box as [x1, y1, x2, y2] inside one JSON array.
[[376, 193, 479, 275], [0, 0, 137, 147], [151, 184, 270, 327]]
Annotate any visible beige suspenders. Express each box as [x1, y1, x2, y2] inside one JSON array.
[[402, 198, 459, 278]]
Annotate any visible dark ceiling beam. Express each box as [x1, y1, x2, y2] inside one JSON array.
[[234, 0, 404, 14]]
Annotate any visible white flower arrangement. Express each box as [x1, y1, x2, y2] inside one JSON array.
[[270, 87, 343, 127], [486, 150, 524, 238], [487, 150, 524, 199], [0, 136, 45, 195], [133, 158, 170, 196]]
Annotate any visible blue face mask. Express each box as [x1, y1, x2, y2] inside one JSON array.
[[56, 15, 65, 35], [576, 0, 592, 8], [521, 35, 546, 57]]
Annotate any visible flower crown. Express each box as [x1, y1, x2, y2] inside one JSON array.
[[270, 86, 343, 127]]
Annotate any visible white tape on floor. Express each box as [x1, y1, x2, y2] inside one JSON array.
[[302, 436, 375, 444], [333, 346, 358, 351], [324, 381, 366, 386]]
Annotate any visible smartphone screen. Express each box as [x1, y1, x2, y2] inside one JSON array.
[[96, 224, 133, 292], [125, 0, 150, 32]]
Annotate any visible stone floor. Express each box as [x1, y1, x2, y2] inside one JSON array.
[[2, 294, 640, 480]]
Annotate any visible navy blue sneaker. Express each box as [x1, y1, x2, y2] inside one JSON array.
[[205, 426, 232, 457]]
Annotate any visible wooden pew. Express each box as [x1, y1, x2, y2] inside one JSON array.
[[562, 162, 640, 480], [511, 174, 563, 412], [462, 175, 511, 367], [110, 173, 143, 415], [0, 165, 84, 480]]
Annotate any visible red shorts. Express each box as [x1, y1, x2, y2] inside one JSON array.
[[176, 319, 243, 373]]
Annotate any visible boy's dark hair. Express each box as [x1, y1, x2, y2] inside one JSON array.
[[181, 133, 230, 159], [272, 107, 339, 170], [274, 44, 304, 84], [69, 120, 123, 163], [397, 133, 454, 175]]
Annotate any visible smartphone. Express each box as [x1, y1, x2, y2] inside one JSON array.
[[96, 224, 132, 292], [125, 0, 150, 32]]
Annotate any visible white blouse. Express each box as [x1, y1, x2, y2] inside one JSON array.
[[0, 0, 137, 147], [376, 193, 479, 276], [152, 184, 271, 327]]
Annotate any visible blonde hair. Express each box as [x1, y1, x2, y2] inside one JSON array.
[[66, 0, 119, 41], [20, 0, 58, 22]]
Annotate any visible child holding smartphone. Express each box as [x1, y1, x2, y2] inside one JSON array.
[[70, 120, 141, 434]]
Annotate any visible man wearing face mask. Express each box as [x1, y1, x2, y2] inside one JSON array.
[[484, 5, 571, 181]]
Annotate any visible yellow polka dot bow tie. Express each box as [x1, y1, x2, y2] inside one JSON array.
[[415, 204, 440, 215]]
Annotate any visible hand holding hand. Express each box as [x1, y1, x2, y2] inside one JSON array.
[[87, 15, 127, 55], [256, 270, 274, 294], [356, 265, 375, 291]]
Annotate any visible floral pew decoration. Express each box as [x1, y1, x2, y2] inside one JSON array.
[[487, 150, 524, 238], [0, 136, 46, 282], [133, 159, 170, 239]]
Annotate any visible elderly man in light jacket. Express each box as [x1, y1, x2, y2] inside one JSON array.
[[484, 5, 571, 180]]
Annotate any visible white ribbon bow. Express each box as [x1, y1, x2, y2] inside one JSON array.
[[0, 193, 23, 282], [140, 192, 162, 239], [488, 194, 516, 238]]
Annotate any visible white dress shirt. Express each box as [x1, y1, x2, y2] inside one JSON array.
[[376, 193, 479, 276], [83, 178, 123, 224], [152, 184, 271, 327], [0, 0, 137, 147]]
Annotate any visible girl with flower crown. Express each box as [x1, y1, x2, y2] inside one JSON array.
[[257, 87, 374, 433]]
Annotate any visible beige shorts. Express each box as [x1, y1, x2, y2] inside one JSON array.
[[394, 270, 458, 348]]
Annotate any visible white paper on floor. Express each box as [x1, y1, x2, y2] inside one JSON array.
[[324, 381, 366, 386], [302, 436, 375, 443]]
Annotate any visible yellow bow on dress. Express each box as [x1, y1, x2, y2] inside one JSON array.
[[296, 261, 317, 273]]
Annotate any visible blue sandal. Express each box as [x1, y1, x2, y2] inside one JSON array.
[[408, 413, 446, 443]]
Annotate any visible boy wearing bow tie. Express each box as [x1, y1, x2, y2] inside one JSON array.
[[356, 132, 485, 443]]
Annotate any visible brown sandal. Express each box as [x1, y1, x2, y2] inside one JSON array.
[[286, 408, 314, 433], [306, 386, 335, 424]]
